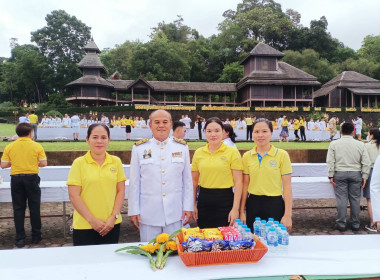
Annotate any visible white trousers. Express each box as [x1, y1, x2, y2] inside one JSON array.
[[139, 221, 183, 242]]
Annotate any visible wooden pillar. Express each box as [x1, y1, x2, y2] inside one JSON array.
[[352, 93, 354, 107], [368, 95, 370, 108], [360, 96, 363, 108], [224, 93, 226, 106], [131, 87, 134, 102], [179, 92, 182, 106], [194, 92, 197, 106], [148, 88, 151, 105], [339, 88, 342, 107]]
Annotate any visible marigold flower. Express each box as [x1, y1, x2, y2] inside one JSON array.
[[156, 233, 170, 244], [141, 244, 155, 254], [165, 240, 177, 251]]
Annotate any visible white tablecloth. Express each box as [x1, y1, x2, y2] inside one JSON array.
[[28, 127, 339, 141], [0, 177, 332, 203], [1, 235, 379, 280]]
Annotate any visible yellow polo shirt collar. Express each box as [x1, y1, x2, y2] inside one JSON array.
[[250, 145, 277, 157], [84, 151, 113, 165], [202, 142, 227, 154]]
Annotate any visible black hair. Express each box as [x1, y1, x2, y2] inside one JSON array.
[[204, 117, 224, 131], [369, 128, 380, 149], [173, 121, 185, 131], [31, 110, 35, 114], [341, 122, 354, 135], [16, 123, 33, 137], [224, 124, 237, 143], [87, 123, 110, 138], [253, 118, 273, 132]]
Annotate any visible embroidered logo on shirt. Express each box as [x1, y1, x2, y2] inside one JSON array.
[[269, 160, 277, 168], [143, 149, 152, 159], [220, 157, 227, 161], [110, 168, 117, 173], [172, 152, 182, 157]]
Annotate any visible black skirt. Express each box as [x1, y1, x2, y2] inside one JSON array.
[[197, 186, 233, 229], [125, 125, 132, 133]]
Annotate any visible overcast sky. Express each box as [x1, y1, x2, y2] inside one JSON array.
[[0, 0, 379, 58]]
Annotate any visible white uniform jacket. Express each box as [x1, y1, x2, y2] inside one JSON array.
[[128, 137, 193, 227], [370, 156, 380, 222]]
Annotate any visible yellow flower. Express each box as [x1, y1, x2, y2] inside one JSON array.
[[155, 243, 162, 251], [165, 240, 177, 252], [141, 244, 155, 254], [156, 233, 170, 244]]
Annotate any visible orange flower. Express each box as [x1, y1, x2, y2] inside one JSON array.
[[156, 233, 170, 244], [141, 244, 155, 254], [165, 240, 177, 251]]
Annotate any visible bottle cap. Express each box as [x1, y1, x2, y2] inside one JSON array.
[[266, 222, 271, 226], [255, 217, 261, 221], [274, 221, 279, 225], [269, 228, 275, 231], [242, 225, 248, 228], [261, 220, 266, 223], [268, 218, 274, 222], [245, 228, 251, 232]]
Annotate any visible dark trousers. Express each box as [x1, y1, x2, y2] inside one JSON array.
[[198, 127, 202, 140], [73, 224, 120, 246], [246, 125, 253, 141], [10, 174, 41, 241], [197, 187, 233, 229], [300, 126, 306, 141], [294, 129, 299, 140], [333, 171, 362, 229], [246, 194, 285, 231], [31, 123, 38, 140]]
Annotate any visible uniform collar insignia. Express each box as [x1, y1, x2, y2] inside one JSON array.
[[143, 149, 152, 159], [135, 138, 150, 146], [172, 152, 182, 157], [173, 138, 187, 145]]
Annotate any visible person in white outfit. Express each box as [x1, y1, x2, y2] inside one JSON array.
[[128, 110, 193, 242], [223, 123, 237, 148], [370, 155, 380, 232], [352, 115, 363, 140]]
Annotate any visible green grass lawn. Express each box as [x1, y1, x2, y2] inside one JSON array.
[[0, 123, 329, 151]]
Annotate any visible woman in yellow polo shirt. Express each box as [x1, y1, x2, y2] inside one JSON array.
[[300, 115, 306, 141], [240, 118, 293, 231], [125, 116, 134, 140], [191, 117, 243, 228], [67, 124, 126, 246]]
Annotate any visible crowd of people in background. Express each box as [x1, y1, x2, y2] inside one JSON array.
[[17, 111, 377, 143], [3, 108, 380, 250]]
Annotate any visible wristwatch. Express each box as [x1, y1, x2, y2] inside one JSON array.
[[115, 214, 119, 219]]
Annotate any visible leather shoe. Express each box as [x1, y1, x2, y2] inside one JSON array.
[[351, 226, 360, 232], [334, 224, 346, 232], [32, 237, 42, 244], [15, 239, 25, 248]]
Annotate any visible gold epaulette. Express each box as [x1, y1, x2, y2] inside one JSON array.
[[135, 138, 150, 146], [173, 138, 187, 145]]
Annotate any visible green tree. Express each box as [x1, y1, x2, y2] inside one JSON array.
[[127, 37, 191, 81], [283, 49, 336, 84], [358, 35, 380, 64], [150, 16, 196, 43], [217, 62, 243, 83], [100, 41, 138, 79], [31, 10, 91, 92]]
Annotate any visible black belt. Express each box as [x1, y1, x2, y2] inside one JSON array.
[[11, 174, 38, 177]]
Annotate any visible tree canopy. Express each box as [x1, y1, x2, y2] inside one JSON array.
[[1, 1, 380, 106]]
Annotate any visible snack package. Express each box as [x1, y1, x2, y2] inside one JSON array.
[[182, 227, 204, 241], [211, 240, 229, 252], [229, 240, 255, 250], [203, 228, 223, 241]]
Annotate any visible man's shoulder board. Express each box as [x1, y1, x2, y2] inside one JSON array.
[[173, 138, 187, 145], [135, 138, 150, 146]]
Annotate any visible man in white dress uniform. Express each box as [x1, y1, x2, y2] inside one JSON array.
[[128, 109, 193, 241]]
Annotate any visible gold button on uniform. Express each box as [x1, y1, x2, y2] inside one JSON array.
[[161, 157, 165, 160], [160, 146, 164, 150], [162, 169, 165, 173], [162, 181, 166, 185], [162, 193, 166, 197]]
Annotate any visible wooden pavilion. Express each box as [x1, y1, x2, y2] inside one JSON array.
[[313, 71, 380, 108], [65, 40, 320, 107]]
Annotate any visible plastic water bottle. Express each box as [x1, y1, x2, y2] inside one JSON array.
[[265, 222, 272, 240], [279, 227, 289, 254], [273, 221, 279, 228], [243, 228, 253, 241], [266, 228, 278, 254], [234, 219, 241, 229], [253, 217, 261, 236], [268, 218, 274, 225], [260, 220, 267, 240]]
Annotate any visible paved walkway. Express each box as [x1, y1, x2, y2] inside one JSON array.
[[0, 199, 376, 250]]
